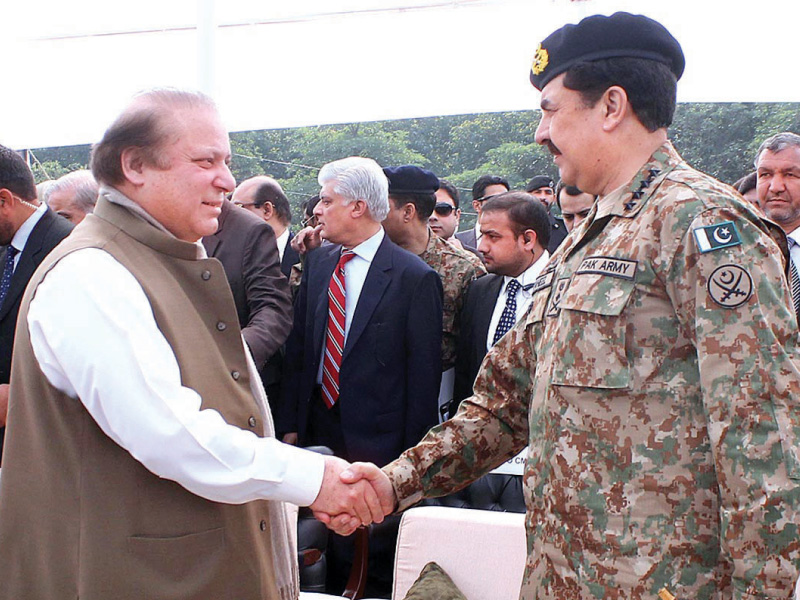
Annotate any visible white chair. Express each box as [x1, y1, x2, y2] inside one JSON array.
[[299, 504, 527, 600]]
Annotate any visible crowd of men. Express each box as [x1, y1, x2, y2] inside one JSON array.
[[1, 10, 800, 600]]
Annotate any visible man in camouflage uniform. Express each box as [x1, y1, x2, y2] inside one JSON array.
[[328, 12, 800, 599], [382, 166, 486, 371]]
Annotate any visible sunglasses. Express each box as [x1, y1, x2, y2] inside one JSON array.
[[433, 203, 455, 216]]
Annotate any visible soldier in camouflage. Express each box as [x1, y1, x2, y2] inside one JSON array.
[[382, 166, 486, 371], [326, 12, 800, 600]]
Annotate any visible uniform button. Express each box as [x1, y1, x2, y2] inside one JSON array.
[[260, 520, 267, 531], [216, 322, 227, 331], [248, 416, 257, 428], [201, 270, 211, 281], [231, 370, 240, 380]]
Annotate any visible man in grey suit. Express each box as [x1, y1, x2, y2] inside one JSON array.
[[202, 199, 292, 372], [202, 199, 293, 428], [0, 145, 73, 460]]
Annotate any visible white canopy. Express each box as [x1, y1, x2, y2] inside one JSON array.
[[2, 0, 799, 150]]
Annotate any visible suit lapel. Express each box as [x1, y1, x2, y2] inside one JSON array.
[[203, 234, 221, 257], [280, 232, 298, 275], [202, 201, 230, 257], [342, 237, 393, 361], [0, 212, 51, 321], [476, 275, 504, 356], [312, 246, 341, 356]]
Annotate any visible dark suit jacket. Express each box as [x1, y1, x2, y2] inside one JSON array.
[[452, 274, 504, 412], [0, 207, 73, 459], [282, 234, 443, 466], [548, 213, 568, 254], [202, 200, 292, 370], [280, 232, 300, 279], [455, 228, 477, 250]]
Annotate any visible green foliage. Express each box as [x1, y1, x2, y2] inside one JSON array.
[[25, 103, 800, 227], [31, 160, 84, 183]]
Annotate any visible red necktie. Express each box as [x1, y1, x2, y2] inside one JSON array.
[[321, 249, 356, 408]]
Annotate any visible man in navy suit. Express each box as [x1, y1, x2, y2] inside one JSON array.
[[281, 157, 442, 465], [0, 146, 73, 460], [452, 192, 550, 414], [281, 156, 442, 595]]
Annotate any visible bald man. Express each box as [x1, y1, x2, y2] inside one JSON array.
[[233, 176, 299, 277]]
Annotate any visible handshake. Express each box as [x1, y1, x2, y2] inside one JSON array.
[[309, 456, 397, 536]]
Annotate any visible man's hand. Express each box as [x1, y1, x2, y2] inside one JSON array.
[[0, 383, 9, 427], [309, 456, 387, 533], [290, 225, 323, 256], [314, 462, 397, 536]]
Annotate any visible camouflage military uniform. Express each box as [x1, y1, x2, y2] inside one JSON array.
[[420, 228, 486, 370], [385, 143, 800, 599]]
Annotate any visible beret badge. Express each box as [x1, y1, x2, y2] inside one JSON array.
[[531, 43, 549, 76]]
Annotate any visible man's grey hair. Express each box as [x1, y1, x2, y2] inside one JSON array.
[[91, 88, 218, 187], [754, 132, 800, 167], [318, 157, 389, 222], [45, 170, 99, 214]]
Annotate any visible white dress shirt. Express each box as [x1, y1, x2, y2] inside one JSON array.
[[275, 227, 290, 263], [317, 227, 384, 383], [788, 228, 800, 273], [27, 247, 325, 507], [7, 202, 47, 270], [486, 250, 550, 352]]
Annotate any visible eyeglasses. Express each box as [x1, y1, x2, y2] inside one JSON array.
[[301, 215, 318, 228], [433, 203, 455, 217], [233, 201, 257, 209]]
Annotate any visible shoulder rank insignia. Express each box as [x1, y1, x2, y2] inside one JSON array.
[[693, 221, 741, 253]]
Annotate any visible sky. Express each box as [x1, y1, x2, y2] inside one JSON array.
[[3, 0, 799, 149]]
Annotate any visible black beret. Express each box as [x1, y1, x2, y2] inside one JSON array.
[[526, 175, 555, 192], [529, 12, 685, 91], [383, 165, 440, 195]]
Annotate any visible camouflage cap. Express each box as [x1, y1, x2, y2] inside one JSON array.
[[529, 12, 685, 91]]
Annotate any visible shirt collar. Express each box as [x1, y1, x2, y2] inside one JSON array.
[[349, 227, 384, 263], [276, 227, 290, 251], [101, 186, 206, 259], [11, 201, 48, 252], [787, 228, 800, 248], [504, 250, 550, 292]]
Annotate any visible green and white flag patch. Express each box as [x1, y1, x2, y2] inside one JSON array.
[[693, 221, 741, 253]]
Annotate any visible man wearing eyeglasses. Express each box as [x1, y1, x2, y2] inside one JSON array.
[[430, 179, 480, 257], [231, 175, 299, 278]]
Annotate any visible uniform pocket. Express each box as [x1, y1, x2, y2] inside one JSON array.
[[550, 272, 635, 389]]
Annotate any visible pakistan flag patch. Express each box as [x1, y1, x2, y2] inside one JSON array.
[[693, 221, 741, 253]]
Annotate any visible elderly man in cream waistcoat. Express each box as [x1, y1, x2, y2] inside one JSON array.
[[0, 89, 389, 600]]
